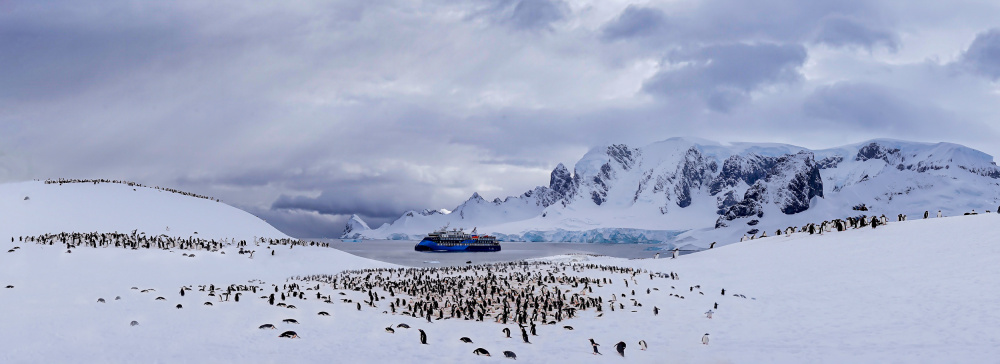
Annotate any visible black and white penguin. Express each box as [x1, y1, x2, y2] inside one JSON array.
[[503, 327, 511, 338], [589, 338, 601, 355], [503, 350, 517, 360], [520, 326, 530, 344], [130, 320, 139, 327], [259, 324, 276, 329], [473, 348, 490, 356], [460, 337, 473, 343], [397, 323, 410, 329], [615, 341, 626, 357], [638, 340, 647, 351], [702, 333, 710, 345], [282, 318, 299, 324], [385, 327, 395, 333], [419, 329, 428, 344], [279, 330, 299, 338]]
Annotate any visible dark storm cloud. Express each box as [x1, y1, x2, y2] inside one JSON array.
[[812, 15, 900, 52], [600, 5, 668, 41], [642, 43, 808, 111], [960, 28, 1000, 80]]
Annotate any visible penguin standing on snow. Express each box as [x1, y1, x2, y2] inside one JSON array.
[[702, 333, 710, 345], [419, 329, 428, 344], [638, 340, 647, 351], [589, 338, 601, 355], [520, 326, 531, 344], [503, 327, 511, 338], [615, 341, 626, 357]]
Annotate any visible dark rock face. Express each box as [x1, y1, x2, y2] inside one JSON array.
[[549, 163, 575, 198], [817, 155, 843, 169], [709, 154, 778, 195], [674, 148, 712, 208], [716, 191, 739, 215], [855, 142, 901, 163], [607, 144, 639, 170], [716, 151, 823, 224]]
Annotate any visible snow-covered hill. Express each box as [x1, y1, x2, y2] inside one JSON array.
[[2, 204, 998, 362], [345, 138, 1000, 247], [0, 180, 288, 240]]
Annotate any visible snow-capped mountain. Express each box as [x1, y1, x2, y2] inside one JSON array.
[[344, 138, 1000, 247]]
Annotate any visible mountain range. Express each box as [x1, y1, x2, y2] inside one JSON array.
[[343, 138, 1000, 248]]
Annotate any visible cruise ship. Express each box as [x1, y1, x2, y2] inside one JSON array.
[[413, 228, 501, 252]]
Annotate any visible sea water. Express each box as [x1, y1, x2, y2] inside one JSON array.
[[323, 239, 686, 267]]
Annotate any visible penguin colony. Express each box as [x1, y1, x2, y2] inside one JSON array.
[[15, 232, 330, 254], [44, 178, 221, 202], [738, 207, 990, 242], [278, 260, 750, 359], [17, 255, 735, 359]]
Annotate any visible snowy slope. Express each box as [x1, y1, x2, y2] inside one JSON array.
[[346, 138, 1000, 247], [0, 181, 287, 240], [2, 208, 998, 362]]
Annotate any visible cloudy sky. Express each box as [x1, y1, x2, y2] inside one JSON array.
[[2, 0, 999, 238]]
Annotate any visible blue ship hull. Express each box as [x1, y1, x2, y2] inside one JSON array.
[[414, 239, 501, 252]]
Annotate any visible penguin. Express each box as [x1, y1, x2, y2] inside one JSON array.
[[520, 326, 531, 344], [615, 341, 626, 357], [318, 311, 330, 316], [279, 330, 299, 338], [502, 350, 517, 360], [460, 337, 473, 343], [385, 327, 395, 333], [176, 304, 183, 309], [419, 329, 428, 344], [702, 333, 710, 345], [130, 320, 139, 327], [503, 327, 511, 338], [530, 322, 537, 336], [282, 319, 299, 324], [638, 340, 647, 351], [97, 298, 105, 303], [653, 306, 659, 315], [589, 338, 601, 355], [259, 324, 276, 329], [473, 348, 490, 356], [397, 323, 410, 329], [563, 326, 574, 330]]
